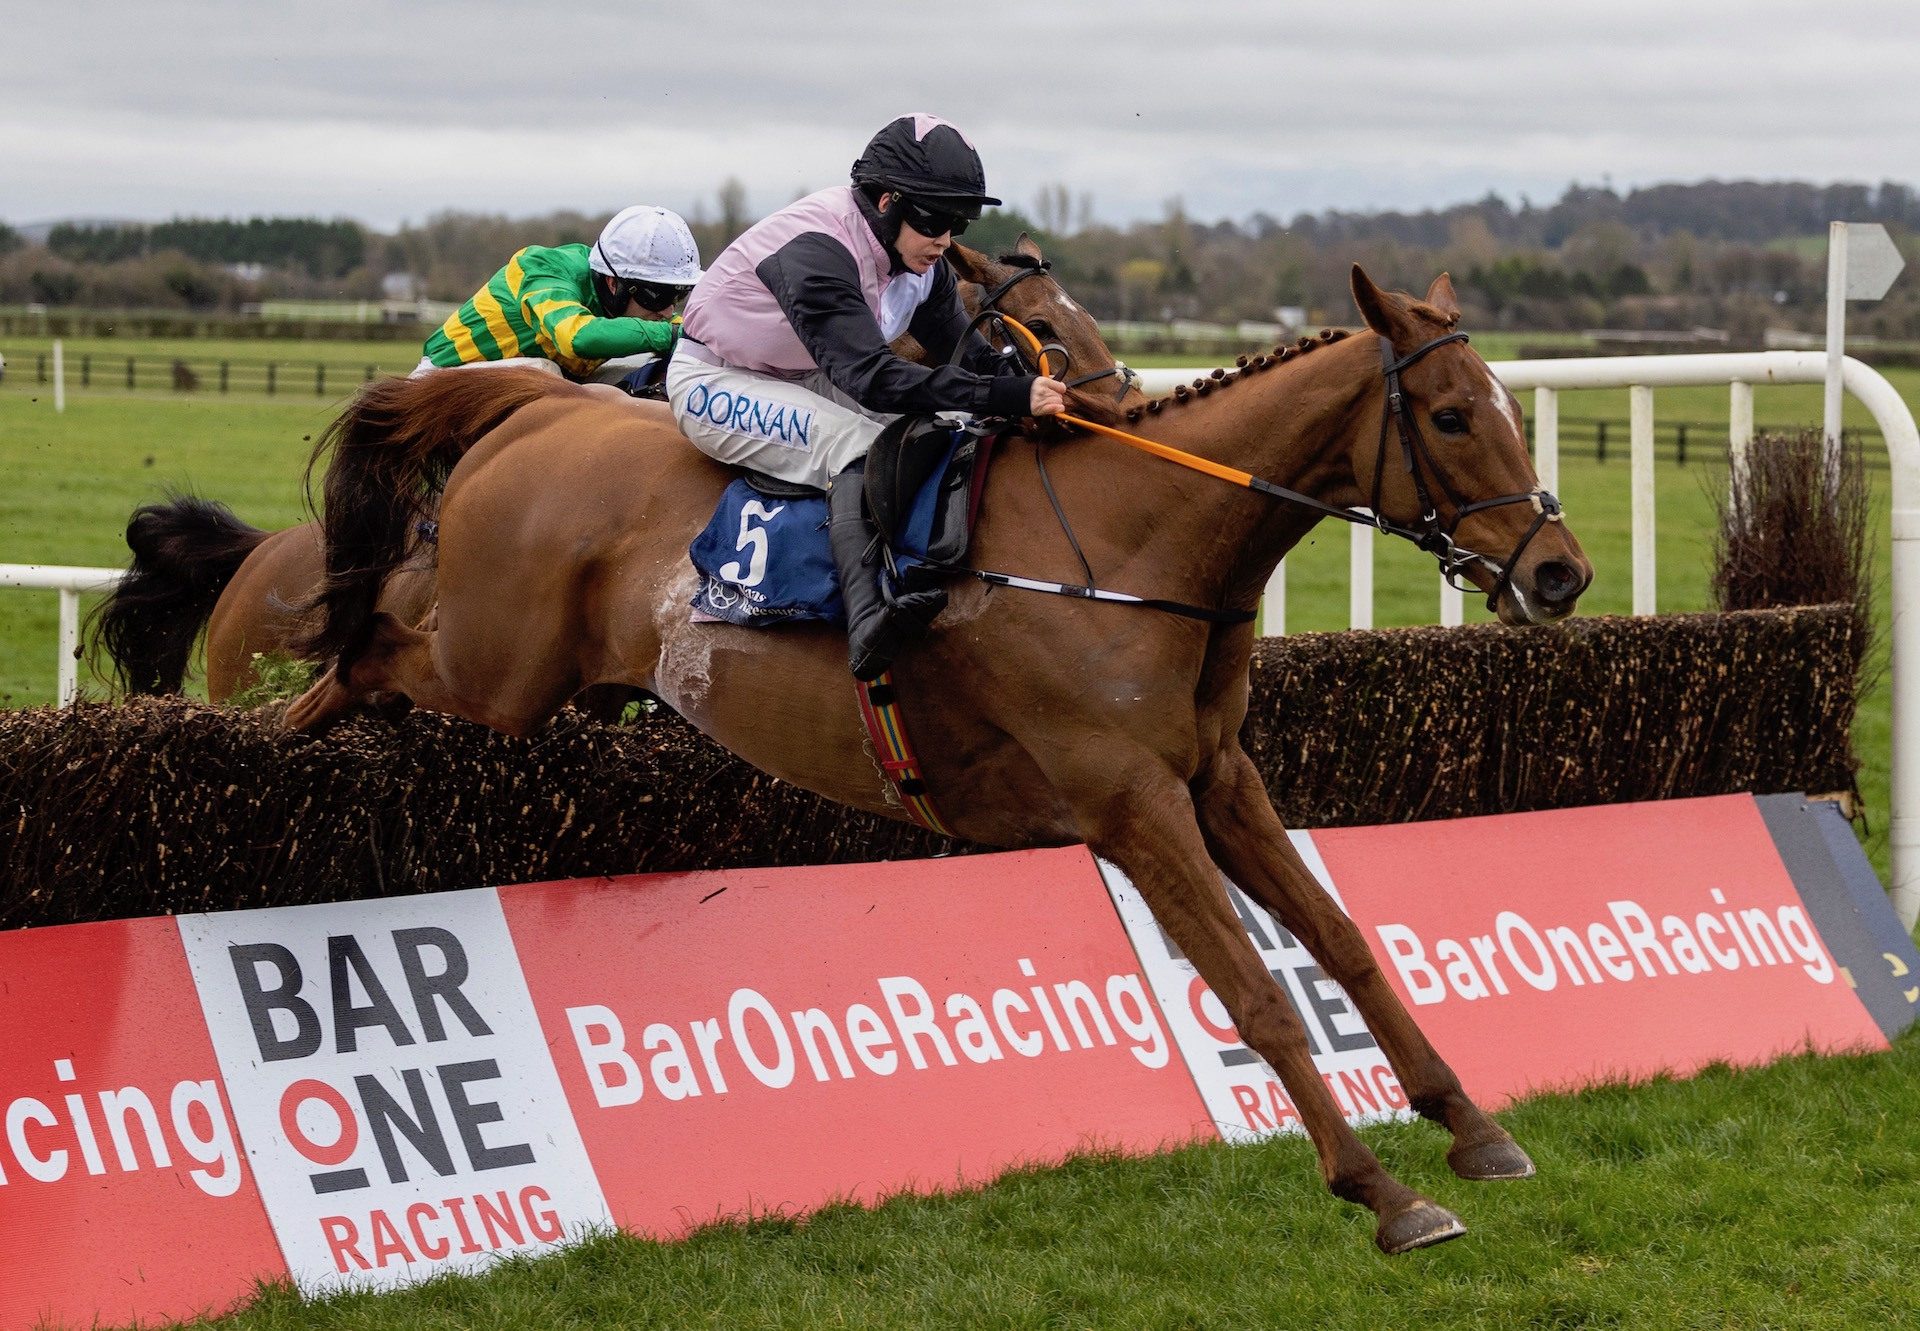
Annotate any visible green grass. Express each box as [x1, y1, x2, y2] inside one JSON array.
[[0, 391, 323, 704], [184, 1034, 1920, 1329]]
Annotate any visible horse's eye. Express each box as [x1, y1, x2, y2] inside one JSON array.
[[1025, 318, 1055, 341], [1431, 408, 1469, 435]]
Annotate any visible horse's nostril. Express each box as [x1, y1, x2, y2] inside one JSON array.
[[1536, 560, 1584, 605]]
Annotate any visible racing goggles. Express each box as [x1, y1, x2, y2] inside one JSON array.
[[893, 195, 970, 238], [623, 279, 693, 313]]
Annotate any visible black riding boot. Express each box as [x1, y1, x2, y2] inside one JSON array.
[[828, 462, 947, 681]]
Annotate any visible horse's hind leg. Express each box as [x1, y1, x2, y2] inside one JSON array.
[[1062, 748, 1464, 1253], [284, 613, 564, 737], [1193, 744, 1533, 1182]]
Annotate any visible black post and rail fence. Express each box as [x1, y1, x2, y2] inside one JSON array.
[[0, 348, 1885, 465], [14, 351, 410, 397]]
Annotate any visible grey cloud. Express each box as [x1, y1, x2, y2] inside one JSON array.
[[6, 0, 1917, 228]]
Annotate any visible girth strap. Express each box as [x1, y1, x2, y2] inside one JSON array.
[[854, 671, 952, 836]]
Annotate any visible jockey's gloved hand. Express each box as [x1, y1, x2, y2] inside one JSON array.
[[1030, 376, 1068, 417], [615, 361, 669, 399]]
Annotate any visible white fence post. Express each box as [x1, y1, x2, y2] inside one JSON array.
[[1825, 221, 1849, 451], [57, 589, 81, 705], [1533, 385, 1560, 494], [1348, 525, 1372, 629], [1729, 380, 1755, 493], [1630, 384, 1657, 615], [0, 565, 123, 705], [1264, 558, 1286, 635]]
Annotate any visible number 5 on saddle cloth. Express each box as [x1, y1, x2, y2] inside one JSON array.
[[690, 418, 989, 628]]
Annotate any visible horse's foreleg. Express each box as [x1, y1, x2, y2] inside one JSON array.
[[1067, 756, 1465, 1253], [1193, 745, 1533, 1183]]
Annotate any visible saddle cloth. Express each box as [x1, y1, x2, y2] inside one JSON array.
[[690, 428, 984, 626]]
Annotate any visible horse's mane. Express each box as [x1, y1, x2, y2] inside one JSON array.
[[1121, 328, 1356, 425]]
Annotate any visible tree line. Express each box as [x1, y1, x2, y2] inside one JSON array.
[[3, 179, 1915, 340]]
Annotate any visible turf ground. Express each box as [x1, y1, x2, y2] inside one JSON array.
[[180, 1035, 1920, 1329]]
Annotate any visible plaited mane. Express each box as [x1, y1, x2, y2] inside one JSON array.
[[1124, 328, 1354, 423]]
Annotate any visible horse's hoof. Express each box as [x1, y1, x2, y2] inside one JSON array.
[[283, 675, 342, 733], [1449, 1136, 1536, 1181], [1376, 1200, 1467, 1255]]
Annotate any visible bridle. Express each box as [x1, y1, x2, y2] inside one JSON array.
[[955, 258, 1139, 402], [1368, 331, 1565, 609], [943, 322, 1566, 623]]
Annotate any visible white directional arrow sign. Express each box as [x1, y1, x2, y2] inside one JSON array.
[[1825, 222, 1909, 449], [1845, 222, 1907, 300]]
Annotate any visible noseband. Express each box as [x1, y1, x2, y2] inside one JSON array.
[[1372, 332, 1565, 609], [956, 258, 1139, 401]]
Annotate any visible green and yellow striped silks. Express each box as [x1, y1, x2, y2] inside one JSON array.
[[422, 242, 679, 377]]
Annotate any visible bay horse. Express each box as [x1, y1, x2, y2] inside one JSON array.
[[88, 237, 1128, 701], [286, 265, 1591, 1252]]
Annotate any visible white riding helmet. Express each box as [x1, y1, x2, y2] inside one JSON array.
[[589, 205, 705, 286]]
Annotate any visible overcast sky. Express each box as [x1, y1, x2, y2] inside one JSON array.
[[7, 0, 1918, 233]]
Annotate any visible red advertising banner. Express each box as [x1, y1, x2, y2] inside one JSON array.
[[499, 848, 1213, 1236], [176, 891, 612, 1295], [1315, 795, 1888, 1106], [0, 795, 1901, 1328], [0, 917, 282, 1330]]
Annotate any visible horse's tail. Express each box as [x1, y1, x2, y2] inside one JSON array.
[[297, 367, 582, 663], [88, 492, 270, 694]]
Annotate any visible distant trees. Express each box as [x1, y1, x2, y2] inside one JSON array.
[[45, 217, 364, 278], [1, 181, 1915, 338]]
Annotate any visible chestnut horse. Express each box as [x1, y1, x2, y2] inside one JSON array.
[[286, 266, 1591, 1251], [89, 238, 1128, 701]]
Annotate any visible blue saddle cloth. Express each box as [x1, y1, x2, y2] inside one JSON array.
[[690, 435, 959, 627]]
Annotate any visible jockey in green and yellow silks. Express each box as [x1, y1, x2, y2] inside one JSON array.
[[415, 205, 705, 386]]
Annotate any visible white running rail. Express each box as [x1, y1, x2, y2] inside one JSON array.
[[0, 565, 122, 706], [1138, 350, 1920, 927]]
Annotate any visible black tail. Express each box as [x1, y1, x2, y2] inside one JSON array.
[[297, 367, 583, 664], [88, 492, 270, 694]]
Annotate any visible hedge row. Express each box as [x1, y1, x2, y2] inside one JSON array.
[[0, 607, 1858, 929]]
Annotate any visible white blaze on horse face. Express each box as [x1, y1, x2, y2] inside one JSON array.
[[1506, 576, 1537, 625], [1482, 364, 1525, 437]]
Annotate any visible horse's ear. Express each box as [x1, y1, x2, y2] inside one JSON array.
[[1350, 265, 1396, 336], [946, 243, 987, 284], [1014, 230, 1044, 263], [1424, 273, 1461, 324]]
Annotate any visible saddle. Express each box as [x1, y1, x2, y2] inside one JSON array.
[[688, 417, 996, 628]]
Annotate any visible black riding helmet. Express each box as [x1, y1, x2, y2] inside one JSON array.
[[852, 114, 1000, 215]]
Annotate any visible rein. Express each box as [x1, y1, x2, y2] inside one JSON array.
[[961, 258, 1139, 400], [977, 318, 1564, 620]]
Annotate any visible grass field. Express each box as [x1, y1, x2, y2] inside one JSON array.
[[180, 1035, 1920, 1329]]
